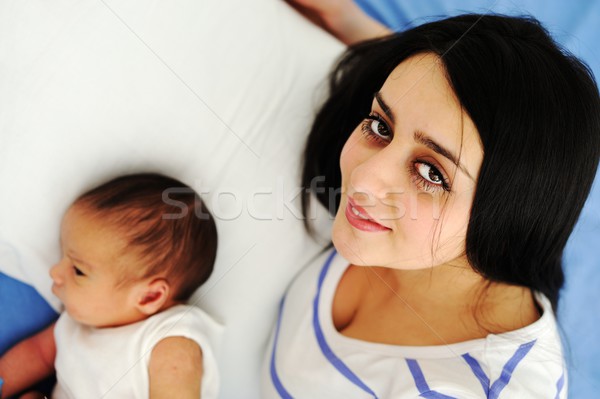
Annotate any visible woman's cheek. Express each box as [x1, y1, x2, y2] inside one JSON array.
[[339, 130, 364, 174]]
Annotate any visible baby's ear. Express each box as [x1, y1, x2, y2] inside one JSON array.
[[135, 278, 171, 316]]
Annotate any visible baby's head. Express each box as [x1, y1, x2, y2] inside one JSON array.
[[50, 173, 217, 328]]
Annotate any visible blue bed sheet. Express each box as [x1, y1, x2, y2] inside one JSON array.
[[0, 272, 58, 355], [355, 0, 600, 396]]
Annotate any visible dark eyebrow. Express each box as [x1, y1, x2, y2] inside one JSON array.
[[374, 92, 395, 125], [374, 92, 474, 181]]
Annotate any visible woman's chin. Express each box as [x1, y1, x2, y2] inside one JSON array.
[[332, 222, 370, 266]]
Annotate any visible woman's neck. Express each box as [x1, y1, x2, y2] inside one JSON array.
[[335, 261, 541, 345]]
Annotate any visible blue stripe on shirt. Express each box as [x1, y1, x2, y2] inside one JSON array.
[[554, 371, 565, 399], [462, 353, 490, 395], [270, 297, 294, 398], [313, 250, 379, 398], [488, 340, 536, 398], [406, 359, 458, 399], [461, 340, 537, 398]]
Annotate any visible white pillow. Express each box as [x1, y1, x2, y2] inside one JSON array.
[[0, 1, 342, 397]]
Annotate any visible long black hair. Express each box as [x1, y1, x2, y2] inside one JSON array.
[[301, 14, 600, 311]]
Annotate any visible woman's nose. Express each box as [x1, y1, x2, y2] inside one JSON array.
[[349, 145, 406, 201]]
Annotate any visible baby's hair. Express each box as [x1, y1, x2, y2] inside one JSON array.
[[74, 173, 217, 301]]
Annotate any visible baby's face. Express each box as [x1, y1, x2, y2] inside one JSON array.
[[50, 205, 145, 327]]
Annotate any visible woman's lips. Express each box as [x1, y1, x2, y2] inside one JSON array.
[[345, 197, 391, 232]]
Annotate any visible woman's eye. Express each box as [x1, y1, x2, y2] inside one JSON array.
[[73, 266, 85, 276], [412, 161, 451, 193], [369, 118, 390, 138], [361, 113, 392, 143], [416, 162, 443, 185]]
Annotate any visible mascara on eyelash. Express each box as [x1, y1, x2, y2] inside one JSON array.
[[360, 115, 391, 143], [360, 120, 382, 143], [412, 160, 451, 192]]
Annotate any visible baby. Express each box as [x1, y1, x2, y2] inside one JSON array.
[[0, 173, 221, 398]]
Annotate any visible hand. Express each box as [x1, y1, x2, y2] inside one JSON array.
[[0, 323, 56, 398], [287, 0, 350, 27], [286, 0, 391, 45], [19, 391, 48, 399]]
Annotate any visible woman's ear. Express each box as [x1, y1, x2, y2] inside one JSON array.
[[135, 278, 171, 316]]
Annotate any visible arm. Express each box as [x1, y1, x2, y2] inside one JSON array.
[[0, 323, 56, 398], [148, 337, 203, 399], [287, 0, 391, 45]]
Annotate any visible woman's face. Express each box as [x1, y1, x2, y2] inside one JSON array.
[[332, 53, 484, 270]]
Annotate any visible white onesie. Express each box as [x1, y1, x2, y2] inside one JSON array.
[[262, 248, 567, 398], [53, 304, 222, 399]]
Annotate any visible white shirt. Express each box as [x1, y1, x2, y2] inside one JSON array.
[[53, 304, 222, 399], [262, 249, 567, 398]]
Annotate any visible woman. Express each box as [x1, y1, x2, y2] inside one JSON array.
[[263, 12, 599, 398]]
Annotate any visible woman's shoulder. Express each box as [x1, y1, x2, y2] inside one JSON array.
[[483, 292, 562, 348], [481, 292, 566, 366], [391, 300, 567, 398], [469, 292, 567, 397]]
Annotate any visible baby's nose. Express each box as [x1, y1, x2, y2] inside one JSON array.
[[50, 262, 63, 285]]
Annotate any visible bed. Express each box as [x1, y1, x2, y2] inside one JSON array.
[[1, 0, 598, 397]]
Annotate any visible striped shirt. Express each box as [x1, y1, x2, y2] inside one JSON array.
[[262, 249, 567, 398]]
